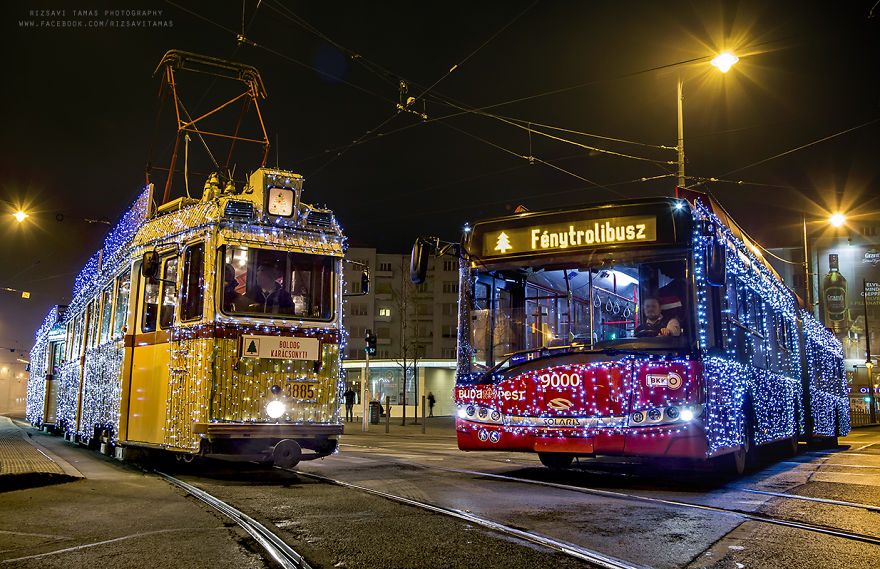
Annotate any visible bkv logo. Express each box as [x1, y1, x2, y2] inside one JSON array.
[[547, 398, 573, 410], [645, 372, 683, 390]]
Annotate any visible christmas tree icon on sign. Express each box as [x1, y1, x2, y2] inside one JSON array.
[[495, 232, 512, 254], [245, 338, 259, 356]]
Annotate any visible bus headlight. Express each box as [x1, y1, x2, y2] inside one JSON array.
[[266, 400, 286, 419]]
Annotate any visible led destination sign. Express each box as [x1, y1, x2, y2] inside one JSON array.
[[481, 215, 657, 257]]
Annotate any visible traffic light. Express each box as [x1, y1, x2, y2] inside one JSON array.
[[365, 329, 377, 356]]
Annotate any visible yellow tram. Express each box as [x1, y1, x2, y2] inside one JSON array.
[[27, 168, 350, 467]]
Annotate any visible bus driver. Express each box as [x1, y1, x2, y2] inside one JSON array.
[[634, 297, 681, 337]]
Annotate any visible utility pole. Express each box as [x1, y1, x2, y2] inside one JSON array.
[[677, 77, 685, 189], [865, 280, 875, 423]]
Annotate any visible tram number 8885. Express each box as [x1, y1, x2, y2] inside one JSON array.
[[539, 371, 582, 389], [286, 382, 318, 401]]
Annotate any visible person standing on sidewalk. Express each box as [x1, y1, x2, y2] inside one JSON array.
[[343, 385, 356, 422], [427, 392, 436, 417]]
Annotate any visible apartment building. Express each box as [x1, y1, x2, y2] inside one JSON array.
[[342, 247, 459, 416]]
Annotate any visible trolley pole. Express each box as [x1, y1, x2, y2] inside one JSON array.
[[362, 351, 370, 432]]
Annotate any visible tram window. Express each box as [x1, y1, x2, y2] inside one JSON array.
[[220, 246, 335, 319], [159, 257, 178, 329], [113, 271, 131, 338], [99, 287, 113, 344], [181, 243, 205, 321], [142, 273, 160, 333]]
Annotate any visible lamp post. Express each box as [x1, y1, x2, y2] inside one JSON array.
[[676, 52, 739, 188], [801, 211, 848, 318], [864, 280, 875, 423]]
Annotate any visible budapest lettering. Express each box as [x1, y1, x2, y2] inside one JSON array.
[[483, 215, 657, 257]]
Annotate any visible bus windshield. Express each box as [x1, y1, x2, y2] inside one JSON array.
[[470, 257, 691, 368], [220, 245, 335, 319]]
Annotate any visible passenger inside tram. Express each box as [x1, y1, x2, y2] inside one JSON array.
[[247, 263, 294, 314]]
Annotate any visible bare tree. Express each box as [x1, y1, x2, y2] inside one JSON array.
[[392, 256, 425, 425]]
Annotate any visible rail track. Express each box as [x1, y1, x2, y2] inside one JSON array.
[[157, 472, 312, 569]]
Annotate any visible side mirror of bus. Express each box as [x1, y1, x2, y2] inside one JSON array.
[[141, 251, 159, 280], [410, 237, 433, 284], [707, 237, 726, 287]]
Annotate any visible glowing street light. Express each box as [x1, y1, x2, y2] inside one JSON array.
[[677, 52, 739, 187], [829, 212, 847, 228], [710, 51, 739, 73], [13, 210, 29, 223]]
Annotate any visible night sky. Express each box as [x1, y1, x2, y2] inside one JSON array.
[[1, 0, 879, 359]]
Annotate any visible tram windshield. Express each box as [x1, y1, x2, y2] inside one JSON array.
[[220, 245, 335, 319], [470, 257, 692, 368]]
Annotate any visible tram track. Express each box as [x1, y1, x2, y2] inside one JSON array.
[[156, 472, 312, 569], [306, 452, 880, 547], [285, 468, 649, 569]]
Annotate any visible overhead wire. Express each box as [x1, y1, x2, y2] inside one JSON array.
[[689, 116, 880, 187], [438, 121, 628, 198], [304, 1, 539, 178], [440, 100, 674, 164]]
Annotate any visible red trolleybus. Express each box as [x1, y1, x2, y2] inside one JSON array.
[[412, 191, 847, 473]]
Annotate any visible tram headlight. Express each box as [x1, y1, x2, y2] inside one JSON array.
[[266, 400, 286, 419], [680, 407, 695, 422]]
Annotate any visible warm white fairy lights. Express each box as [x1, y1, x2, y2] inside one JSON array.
[[28, 173, 348, 457]]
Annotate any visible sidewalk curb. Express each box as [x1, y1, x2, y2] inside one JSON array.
[[1, 417, 84, 492]]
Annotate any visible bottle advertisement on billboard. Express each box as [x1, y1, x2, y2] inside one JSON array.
[[817, 244, 880, 364]]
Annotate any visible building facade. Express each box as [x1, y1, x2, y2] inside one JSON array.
[[342, 247, 458, 416]]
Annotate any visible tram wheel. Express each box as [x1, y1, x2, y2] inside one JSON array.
[[538, 452, 574, 470], [272, 439, 303, 468]]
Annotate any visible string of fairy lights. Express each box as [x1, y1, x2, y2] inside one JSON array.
[[454, 198, 848, 458], [27, 170, 349, 456]]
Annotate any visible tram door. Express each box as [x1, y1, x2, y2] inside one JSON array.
[[126, 254, 178, 444], [42, 340, 63, 424]]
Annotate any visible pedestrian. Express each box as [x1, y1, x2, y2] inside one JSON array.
[[427, 391, 436, 417], [343, 385, 356, 422]]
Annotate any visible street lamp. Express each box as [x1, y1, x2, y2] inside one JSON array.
[[677, 52, 740, 188], [802, 212, 848, 316], [13, 210, 29, 223]]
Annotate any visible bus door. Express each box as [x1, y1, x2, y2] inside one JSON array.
[[126, 254, 178, 444]]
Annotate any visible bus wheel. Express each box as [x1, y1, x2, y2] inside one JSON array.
[[538, 452, 574, 470]]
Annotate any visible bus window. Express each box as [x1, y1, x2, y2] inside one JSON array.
[[220, 245, 335, 320], [159, 257, 178, 329], [99, 287, 113, 344], [181, 243, 205, 321], [472, 281, 491, 367], [113, 271, 131, 337], [142, 273, 160, 333]]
